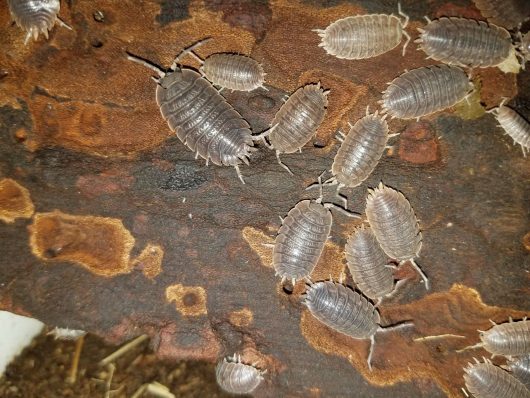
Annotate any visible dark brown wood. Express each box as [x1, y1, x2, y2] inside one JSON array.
[[0, 1, 529, 397]]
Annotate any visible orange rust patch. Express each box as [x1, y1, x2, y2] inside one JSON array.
[[0, 179, 34, 223], [398, 121, 440, 164], [300, 284, 529, 397], [131, 243, 164, 279], [28, 210, 135, 276], [298, 70, 368, 147], [229, 308, 254, 327], [242, 226, 274, 268], [165, 284, 207, 316], [523, 232, 530, 251]]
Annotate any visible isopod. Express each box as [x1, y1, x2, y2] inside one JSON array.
[[472, 0, 530, 30], [464, 358, 530, 398], [304, 280, 412, 370], [345, 225, 405, 305], [365, 183, 429, 290], [216, 354, 264, 395], [326, 108, 395, 201], [380, 65, 473, 120], [314, 4, 411, 59], [415, 17, 520, 73], [264, 83, 329, 174], [505, 354, 530, 388], [489, 101, 530, 156], [7, 0, 71, 45], [175, 39, 266, 92], [127, 51, 271, 183], [462, 318, 530, 357], [273, 175, 359, 283]]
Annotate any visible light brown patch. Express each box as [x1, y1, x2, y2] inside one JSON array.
[[165, 284, 207, 316], [242, 226, 274, 268], [229, 308, 254, 327], [298, 70, 368, 147], [300, 284, 529, 397], [0, 179, 34, 223], [28, 210, 135, 276], [131, 243, 164, 279], [523, 232, 530, 251]]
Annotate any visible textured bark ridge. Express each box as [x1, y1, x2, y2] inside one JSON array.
[[0, 1, 529, 397]]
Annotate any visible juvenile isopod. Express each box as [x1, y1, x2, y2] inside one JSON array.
[[175, 39, 266, 92], [7, 0, 71, 45], [464, 358, 530, 398], [415, 17, 520, 73], [505, 354, 530, 388], [304, 280, 412, 369], [345, 225, 405, 305], [488, 101, 530, 156], [324, 108, 396, 202], [273, 175, 359, 284], [365, 183, 429, 290], [127, 50, 272, 183], [264, 83, 329, 173], [216, 354, 264, 395], [314, 4, 411, 59], [472, 0, 530, 30], [460, 318, 530, 357], [380, 65, 473, 120]]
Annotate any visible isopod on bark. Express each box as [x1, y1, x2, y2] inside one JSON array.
[[174, 39, 266, 92], [304, 280, 412, 370], [488, 100, 530, 156], [314, 4, 411, 59], [365, 183, 429, 290], [380, 65, 473, 120], [415, 17, 520, 73], [459, 317, 530, 357], [464, 358, 530, 398], [345, 225, 406, 306], [126, 50, 272, 183], [504, 354, 530, 388], [472, 0, 530, 30], [7, 0, 71, 45], [273, 174, 359, 284], [215, 354, 264, 395], [263, 83, 329, 174]]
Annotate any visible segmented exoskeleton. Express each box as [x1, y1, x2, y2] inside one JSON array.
[[216, 354, 264, 395]]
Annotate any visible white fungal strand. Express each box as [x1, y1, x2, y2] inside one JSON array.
[[202, 53, 266, 92], [380, 65, 472, 120], [464, 359, 530, 398], [345, 225, 394, 301], [365, 183, 429, 290], [493, 105, 530, 157], [48, 327, 86, 340], [416, 17, 518, 72], [215, 355, 264, 395], [8, 0, 67, 44], [480, 318, 530, 356], [315, 8, 410, 59]]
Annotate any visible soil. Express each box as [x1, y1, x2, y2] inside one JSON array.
[[0, 332, 235, 398]]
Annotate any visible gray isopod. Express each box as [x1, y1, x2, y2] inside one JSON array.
[[505, 354, 530, 388], [464, 358, 530, 398], [365, 183, 429, 290], [472, 0, 530, 30], [326, 108, 395, 201], [7, 0, 71, 45], [264, 83, 329, 174], [215, 354, 264, 395], [127, 50, 271, 183], [489, 102, 530, 156], [314, 4, 411, 59], [304, 280, 411, 370], [466, 318, 530, 357], [415, 17, 519, 73], [174, 39, 266, 92], [380, 65, 473, 120], [345, 225, 405, 305]]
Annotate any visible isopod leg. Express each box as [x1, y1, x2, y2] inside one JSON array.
[[234, 164, 246, 184], [367, 335, 376, 371], [403, 259, 430, 290], [276, 151, 293, 175]]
